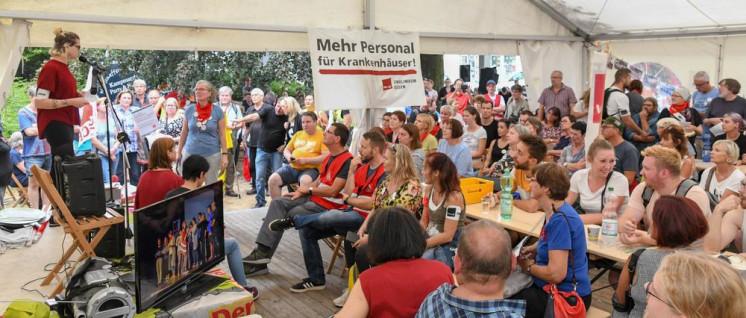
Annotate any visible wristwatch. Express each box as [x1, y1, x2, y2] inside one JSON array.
[[526, 263, 534, 274], [309, 187, 314, 195]]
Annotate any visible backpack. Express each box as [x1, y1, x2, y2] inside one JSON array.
[[702, 168, 722, 211], [641, 179, 698, 209], [612, 248, 647, 313], [602, 87, 626, 120]]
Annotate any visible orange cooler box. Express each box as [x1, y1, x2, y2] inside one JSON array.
[[460, 178, 494, 204]]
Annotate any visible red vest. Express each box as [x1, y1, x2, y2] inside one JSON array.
[[484, 93, 504, 120], [310, 151, 354, 210], [352, 163, 386, 217]]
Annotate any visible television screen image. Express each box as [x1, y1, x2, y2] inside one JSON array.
[[134, 181, 225, 312]]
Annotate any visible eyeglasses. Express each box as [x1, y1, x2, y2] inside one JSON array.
[[193, 88, 209, 92], [671, 94, 682, 98], [645, 282, 675, 310]]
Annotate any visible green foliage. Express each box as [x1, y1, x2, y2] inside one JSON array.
[[18, 48, 314, 102], [2, 79, 31, 138]]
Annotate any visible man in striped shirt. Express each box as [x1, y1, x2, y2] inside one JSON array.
[[538, 70, 577, 120]]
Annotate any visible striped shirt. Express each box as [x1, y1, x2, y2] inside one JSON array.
[[538, 84, 577, 117], [416, 284, 527, 318]]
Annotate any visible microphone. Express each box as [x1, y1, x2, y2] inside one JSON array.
[[78, 55, 106, 72]]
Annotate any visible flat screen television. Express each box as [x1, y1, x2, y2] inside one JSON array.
[[134, 181, 225, 313]]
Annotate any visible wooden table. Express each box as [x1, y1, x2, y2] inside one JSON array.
[[695, 159, 746, 173], [466, 203, 643, 263]]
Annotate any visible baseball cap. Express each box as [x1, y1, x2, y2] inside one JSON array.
[[603, 116, 625, 132], [486, 80, 496, 86]]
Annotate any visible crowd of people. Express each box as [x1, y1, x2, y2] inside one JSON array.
[[3, 27, 746, 318]]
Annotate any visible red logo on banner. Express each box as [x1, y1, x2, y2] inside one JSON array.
[[382, 78, 393, 90], [592, 74, 605, 123]]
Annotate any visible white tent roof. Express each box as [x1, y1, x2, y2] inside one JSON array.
[[545, 0, 746, 39], [3, 0, 746, 111]]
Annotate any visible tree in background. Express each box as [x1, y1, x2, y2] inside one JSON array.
[[16, 48, 314, 101]]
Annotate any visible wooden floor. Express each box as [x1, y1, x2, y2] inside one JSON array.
[[225, 209, 348, 318], [225, 208, 615, 317]]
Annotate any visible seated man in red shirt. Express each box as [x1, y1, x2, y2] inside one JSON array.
[[268, 130, 388, 293], [242, 123, 352, 276]]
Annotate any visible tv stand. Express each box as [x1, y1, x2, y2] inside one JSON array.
[[154, 273, 228, 312]]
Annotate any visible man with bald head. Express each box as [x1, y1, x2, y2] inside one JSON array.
[[416, 220, 526, 317]]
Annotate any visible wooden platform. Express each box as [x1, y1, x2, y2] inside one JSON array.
[[224, 209, 616, 317], [225, 209, 348, 318]]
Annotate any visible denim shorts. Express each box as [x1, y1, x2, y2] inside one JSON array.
[[24, 155, 52, 177], [275, 164, 319, 186]]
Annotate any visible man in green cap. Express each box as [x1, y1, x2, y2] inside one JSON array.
[[602, 116, 640, 185]]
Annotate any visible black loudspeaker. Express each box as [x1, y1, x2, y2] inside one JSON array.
[[478, 67, 499, 94], [57, 152, 106, 217], [93, 220, 126, 259], [459, 65, 471, 82]]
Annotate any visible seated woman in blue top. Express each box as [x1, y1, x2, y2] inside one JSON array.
[[436, 118, 474, 177], [512, 162, 591, 318]]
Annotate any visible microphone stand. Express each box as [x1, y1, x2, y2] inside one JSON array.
[[92, 66, 134, 239]]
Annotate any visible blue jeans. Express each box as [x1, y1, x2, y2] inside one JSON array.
[[422, 228, 461, 270], [298, 209, 366, 285], [255, 149, 283, 205], [224, 237, 248, 288], [294, 209, 365, 231], [100, 152, 119, 184], [116, 151, 141, 186]]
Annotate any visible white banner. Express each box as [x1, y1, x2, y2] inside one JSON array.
[[308, 28, 425, 110], [585, 51, 609, 153]]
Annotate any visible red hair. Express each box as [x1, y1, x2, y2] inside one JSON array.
[[651, 196, 709, 248]]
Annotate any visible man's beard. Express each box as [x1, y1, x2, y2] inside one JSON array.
[[515, 161, 529, 170]]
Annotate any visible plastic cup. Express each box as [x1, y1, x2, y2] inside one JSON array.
[[481, 196, 491, 214], [587, 225, 601, 241]]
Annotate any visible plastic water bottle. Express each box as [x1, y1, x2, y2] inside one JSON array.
[[500, 169, 514, 220], [601, 187, 618, 246]]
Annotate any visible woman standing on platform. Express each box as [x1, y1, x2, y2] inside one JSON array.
[[178, 80, 228, 185], [512, 163, 591, 318], [33, 29, 90, 185], [613, 196, 708, 317]]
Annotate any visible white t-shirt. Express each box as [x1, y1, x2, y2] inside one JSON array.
[[462, 126, 487, 153], [606, 87, 630, 118], [570, 169, 630, 214], [699, 167, 745, 202]]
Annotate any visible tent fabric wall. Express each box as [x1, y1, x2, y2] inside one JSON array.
[[518, 40, 584, 112], [606, 38, 723, 91], [0, 19, 30, 110]]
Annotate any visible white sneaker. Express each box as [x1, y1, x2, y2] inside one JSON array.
[[333, 288, 349, 308]]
